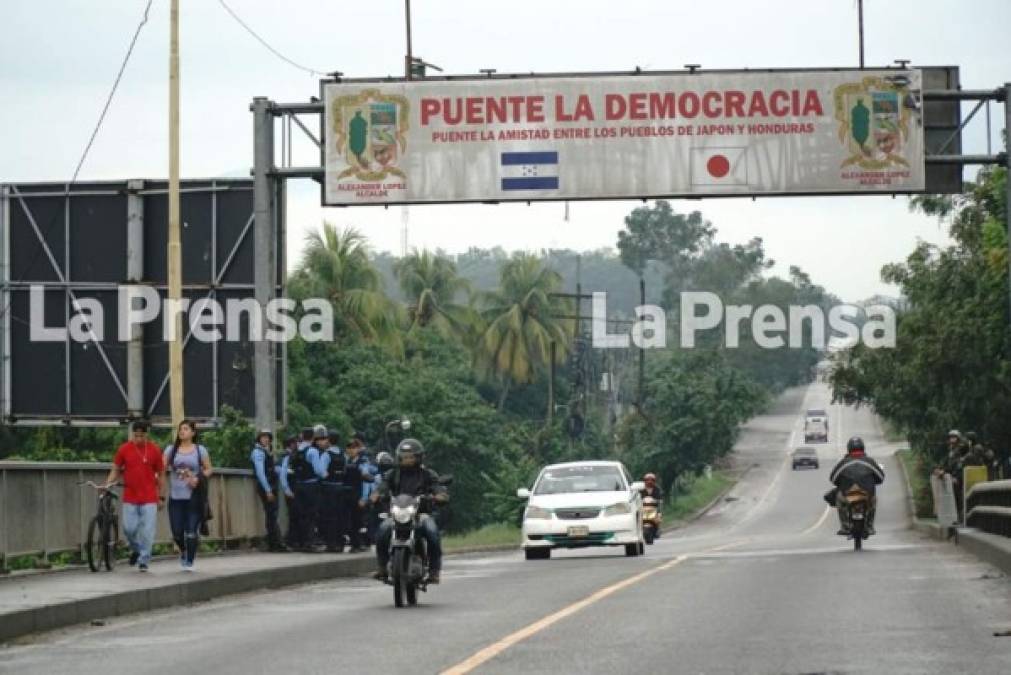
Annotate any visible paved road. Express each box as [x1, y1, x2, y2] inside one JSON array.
[[3, 383, 1010, 674]]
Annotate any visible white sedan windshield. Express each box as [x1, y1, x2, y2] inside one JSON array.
[[534, 466, 626, 495]]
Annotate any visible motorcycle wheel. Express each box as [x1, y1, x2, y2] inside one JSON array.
[[644, 527, 655, 545], [852, 520, 864, 551], [392, 548, 407, 608]]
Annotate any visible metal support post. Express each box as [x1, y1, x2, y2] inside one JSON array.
[[0, 185, 8, 421], [126, 180, 145, 418], [1005, 84, 1011, 324], [252, 97, 277, 432]]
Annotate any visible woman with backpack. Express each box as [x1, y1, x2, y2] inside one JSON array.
[[163, 420, 213, 571]]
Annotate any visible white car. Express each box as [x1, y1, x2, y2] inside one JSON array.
[[517, 461, 646, 560]]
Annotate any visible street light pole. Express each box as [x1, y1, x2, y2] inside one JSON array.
[[168, 0, 185, 428]]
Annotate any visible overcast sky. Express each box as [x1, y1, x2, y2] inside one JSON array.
[[2, 0, 1008, 302]]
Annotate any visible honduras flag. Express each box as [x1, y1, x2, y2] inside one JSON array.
[[500, 151, 559, 191]]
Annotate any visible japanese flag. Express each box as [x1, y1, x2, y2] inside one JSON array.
[[690, 147, 749, 186]]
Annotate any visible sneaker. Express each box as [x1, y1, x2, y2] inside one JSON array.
[[182, 561, 194, 572], [138, 563, 149, 572], [129, 551, 140, 566], [180, 557, 187, 571], [837, 528, 851, 536]]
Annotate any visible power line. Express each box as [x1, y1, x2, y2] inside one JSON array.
[[0, 0, 155, 322], [73, 0, 155, 182], [216, 0, 328, 77]]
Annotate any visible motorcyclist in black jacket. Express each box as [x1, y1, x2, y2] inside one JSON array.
[[830, 436, 885, 536], [371, 439, 448, 584]]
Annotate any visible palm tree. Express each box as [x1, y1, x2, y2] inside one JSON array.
[[291, 223, 402, 352], [478, 253, 571, 410], [394, 250, 472, 338]]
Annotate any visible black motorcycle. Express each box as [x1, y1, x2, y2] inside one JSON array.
[[383, 475, 452, 608]]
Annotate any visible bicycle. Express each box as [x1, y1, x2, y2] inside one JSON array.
[[81, 481, 121, 572]]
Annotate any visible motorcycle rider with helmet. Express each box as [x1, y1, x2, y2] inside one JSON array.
[[830, 437, 885, 536], [641, 473, 664, 502], [372, 439, 448, 584]]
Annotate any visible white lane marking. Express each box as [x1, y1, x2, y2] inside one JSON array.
[[695, 542, 929, 559], [801, 504, 833, 536]]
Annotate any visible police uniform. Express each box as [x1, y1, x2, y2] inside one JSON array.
[[250, 439, 284, 551]]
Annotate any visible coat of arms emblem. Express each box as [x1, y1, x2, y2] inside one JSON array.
[[331, 89, 409, 181], [834, 76, 915, 170]]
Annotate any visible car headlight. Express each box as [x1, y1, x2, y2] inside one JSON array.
[[524, 505, 552, 520], [602, 502, 631, 517], [391, 505, 415, 524]]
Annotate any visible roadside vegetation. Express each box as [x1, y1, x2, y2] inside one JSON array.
[[829, 164, 1010, 478], [896, 449, 935, 520], [1, 203, 833, 534]]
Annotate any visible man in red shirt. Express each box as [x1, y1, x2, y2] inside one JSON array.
[[104, 420, 164, 572]]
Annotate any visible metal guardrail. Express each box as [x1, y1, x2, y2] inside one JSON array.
[[0, 461, 275, 568], [966, 479, 1011, 537]]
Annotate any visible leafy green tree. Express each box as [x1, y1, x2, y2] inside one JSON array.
[[477, 253, 572, 410], [394, 250, 473, 339], [289, 223, 402, 353], [618, 349, 767, 493], [617, 201, 715, 276], [830, 165, 1010, 462]]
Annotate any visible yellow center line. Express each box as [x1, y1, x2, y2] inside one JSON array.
[[439, 555, 688, 675]]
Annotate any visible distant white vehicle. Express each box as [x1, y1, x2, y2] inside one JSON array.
[[804, 408, 829, 443], [517, 461, 646, 560]]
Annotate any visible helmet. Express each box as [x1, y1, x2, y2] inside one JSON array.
[[376, 451, 395, 471], [396, 438, 425, 466], [644, 473, 657, 483], [846, 436, 865, 454], [255, 429, 273, 444], [313, 424, 328, 440], [947, 429, 961, 439]]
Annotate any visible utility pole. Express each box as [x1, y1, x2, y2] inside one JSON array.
[[547, 340, 556, 426], [637, 277, 645, 410], [857, 0, 865, 68], [168, 0, 184, 428], [404, 0, 413, 80]]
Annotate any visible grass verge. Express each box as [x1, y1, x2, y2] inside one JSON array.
[[443, 522, 520, 553], [665, 470, 734, 523], [881, 420, 908, 443], [896, 448, 934, 519]]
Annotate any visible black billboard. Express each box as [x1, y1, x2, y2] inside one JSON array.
[[0, 179, 284, 426]]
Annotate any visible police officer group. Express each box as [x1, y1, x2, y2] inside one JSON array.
[[248, 427, 447, 584], [249, 425, 390, 554]]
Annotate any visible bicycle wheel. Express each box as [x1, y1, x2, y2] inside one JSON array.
[[86, 516, 102, 573], [103, 517, 119, 571]]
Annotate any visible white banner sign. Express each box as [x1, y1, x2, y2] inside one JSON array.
[[323, 69, 925, 205]]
